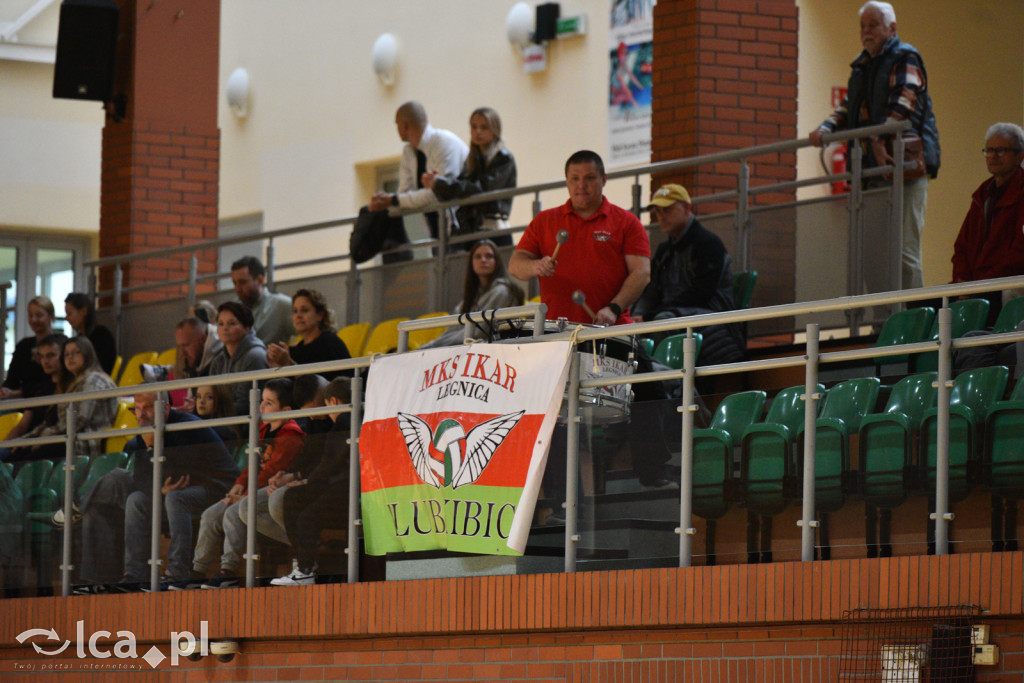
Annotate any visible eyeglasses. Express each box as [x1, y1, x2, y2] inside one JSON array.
[[982, 147, 1020, 156]]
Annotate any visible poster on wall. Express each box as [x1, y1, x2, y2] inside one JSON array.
[[608, 0, 653, 167], [359, 341, 572, 555]]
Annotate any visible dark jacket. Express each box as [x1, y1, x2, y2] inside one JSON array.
[[433, 147, 516, 232], [129, 409, 238, 496], [845, 36, 940, 177], [634, 217, 745, 365]]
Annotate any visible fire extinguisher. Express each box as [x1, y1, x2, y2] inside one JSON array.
[[826, 142, 850, 195]]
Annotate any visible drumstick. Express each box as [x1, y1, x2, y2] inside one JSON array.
[[571, 290, 598, 323], [551, 230, 569, 261]]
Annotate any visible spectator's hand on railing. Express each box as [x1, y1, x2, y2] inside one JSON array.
[[266, 342, 293, 368], [809, 129, 826, 147], [162, 474, 190, 496], [369, 192, 393, 212]]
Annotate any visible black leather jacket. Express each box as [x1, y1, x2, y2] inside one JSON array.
[[432, 148, 517, 226]]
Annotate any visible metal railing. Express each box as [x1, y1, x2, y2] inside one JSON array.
[[3, 272, 1022, 595], [83, 122, 913, 343]]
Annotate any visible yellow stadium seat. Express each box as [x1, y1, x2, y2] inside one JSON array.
[[338, 322, 371, 357], [104, 402, 138, 453], [408, 312, 449, 351], [528, 295, 541, 304], [362, 317, 409, 356], [118, 351, 158, 387], [110, 355, 123, 383], [0, 412, 22, 441], [155, 347, 176, 366]]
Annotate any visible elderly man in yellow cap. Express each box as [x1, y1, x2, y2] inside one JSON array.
[[634, 184, 745, 364]]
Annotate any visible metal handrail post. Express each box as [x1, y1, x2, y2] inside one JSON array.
[[346, 265, 361, 327], [800, 324, 821, 562], [149, 397, 166, 591], [677, 332, 697, 567], [266, 239, 276, 289], [933, 306, 952, 554], [847, 143, 865, 335], [347, 373, 363, 582], [631, 175, 643, 216], [0, 282, 8, 386], [113, 265, 123, 354], [891, 130, 905, 292], [736, 160, 751, 272], [87, 269, 96, 299], [187, 254, 198, 309], [532, 192, 542, 218], [244, 384, 261, 588], [564, 353, 581, 573], [59, 405, 77, 596]]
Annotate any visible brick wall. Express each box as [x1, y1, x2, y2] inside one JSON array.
[[97, 0, 221, 304], [2, 553, 1024, 680], [652, 0, 798, 311], [99, 121, 219, 303]]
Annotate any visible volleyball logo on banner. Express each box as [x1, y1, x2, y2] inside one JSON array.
[[359, 342, 571, 555]]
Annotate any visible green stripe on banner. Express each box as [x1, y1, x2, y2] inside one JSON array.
[[361, 484, 525, 556]]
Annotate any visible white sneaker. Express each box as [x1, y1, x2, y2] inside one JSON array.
[[270, 565, 316, 586]]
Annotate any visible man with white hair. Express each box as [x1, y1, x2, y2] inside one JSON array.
[[951, 122, 1024, 323], [809, 1, 940, 291]]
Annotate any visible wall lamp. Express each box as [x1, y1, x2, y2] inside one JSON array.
[[372, 33, 398, 86]]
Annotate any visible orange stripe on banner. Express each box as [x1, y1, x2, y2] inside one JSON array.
[[360, 413, 547, 493]]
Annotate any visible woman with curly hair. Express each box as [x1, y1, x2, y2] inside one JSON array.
[[266, 289, 351, 380]]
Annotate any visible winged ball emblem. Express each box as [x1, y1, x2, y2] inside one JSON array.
[[397, 410, 524, 489]]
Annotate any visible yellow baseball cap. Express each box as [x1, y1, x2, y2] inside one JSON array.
[[648, 184, 691, 208]]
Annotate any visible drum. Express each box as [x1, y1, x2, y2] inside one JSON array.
[[496, 320, 635, 423]]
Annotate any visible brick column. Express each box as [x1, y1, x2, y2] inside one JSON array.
[[99, 0, 220, 303], [651, 0, 798, 311]]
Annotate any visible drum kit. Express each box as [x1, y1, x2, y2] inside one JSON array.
[[495, 318, 635, 424]]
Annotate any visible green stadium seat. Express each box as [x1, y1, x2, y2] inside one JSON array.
[[914, 298, 990, 372], [653, 332, 702, 370], [859, 372, 937, 558], [873, 307, 935, 366], [692, 390, 766, 564], [733, 270, 757, 310], [740, 384, 824, 563], [992, 296, 1024, 334], [986, 375, 1024, 551]]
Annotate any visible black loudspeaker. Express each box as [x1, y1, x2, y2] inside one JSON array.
[[52, 0, 120, 102], [534, 2, 560, 43]]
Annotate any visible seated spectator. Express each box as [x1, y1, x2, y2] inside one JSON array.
[[422, 107, 517, 248], [266, 289, 351, 380], [952, 122, 1024, 326], [194, 383, 243, 446], [1, 295, 56, 401], [423, 239, 525, 348], [270, 377, 352, 585], [633, 184, 746, 365], [231, 256, 293, 346], [191, 378, 304, 589], [238, 375, 331, 548], [75, 391, 238, 591], [190, 299, 217, 325], [64, 293, 117, 376], [0, 333, 66, 460], [207, 301, 269, 416], [15, 336, 117, 461], [142, 315, 224, 409]]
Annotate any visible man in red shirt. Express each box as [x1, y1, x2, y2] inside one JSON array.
[[509, 150, 650, 325], [951, 122, 1024, 324]]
